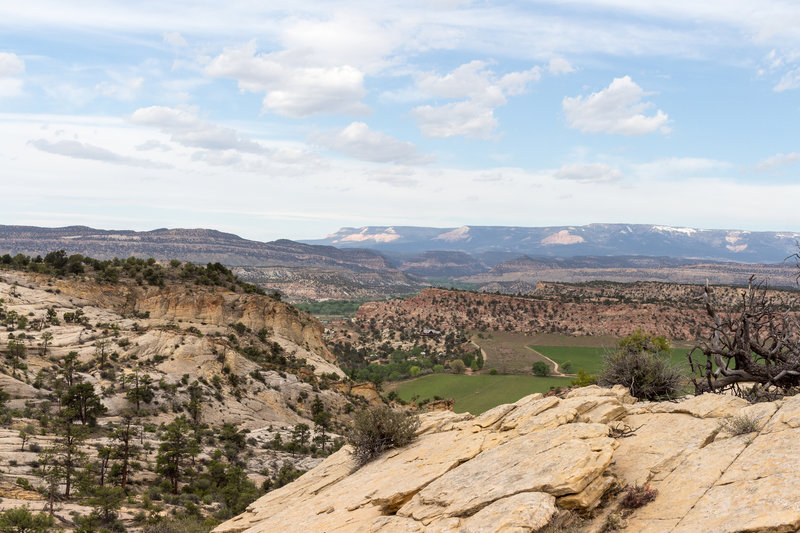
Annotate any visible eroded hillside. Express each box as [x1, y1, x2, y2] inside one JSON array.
[[0, 257, 379, 531], [355, 286, 708, 340], [353, 283, 800, 342]]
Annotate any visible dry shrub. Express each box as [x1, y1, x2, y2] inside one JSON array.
[[599, 349, 684, 400], [720, 414, 762, 435], [347, 405, 419, 467], [621, 483, 658, 508]]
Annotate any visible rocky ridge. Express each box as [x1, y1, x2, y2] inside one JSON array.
[[354, 287, 710, 340], [354, 284, 800, 342], [0, 269, 371, 430], [0, 225, 423, 300], [215, 386, 800, 533], [0, 265, 392, 528]]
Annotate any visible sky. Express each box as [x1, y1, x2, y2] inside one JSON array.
[[1, 1, 800, 242]]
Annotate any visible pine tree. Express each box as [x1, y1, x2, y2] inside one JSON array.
[[156, 416, 198, 494], [109, 414, 137, 490], [62, 382, 107, 426]]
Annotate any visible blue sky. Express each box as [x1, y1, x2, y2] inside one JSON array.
[[1, 1, 800, 242]]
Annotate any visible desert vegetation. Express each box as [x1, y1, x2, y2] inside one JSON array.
[[0, 254, 374, 532], [346, 405, 419, 467], [1, 250, 268, 295], [598, 330, 686, 400]]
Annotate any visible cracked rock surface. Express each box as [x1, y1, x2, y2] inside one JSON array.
[[214, 386, 800, 533]]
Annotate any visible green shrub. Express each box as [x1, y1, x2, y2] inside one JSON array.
[[450, 360, 466, 374], [598, 331, 683, 400], [570, 369, 597, 387], [0, 506, 54, 532], [532, 361, 551, 376], [347, 406, 419, 467]]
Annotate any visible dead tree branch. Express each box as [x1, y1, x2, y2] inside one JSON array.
[[688, 276, 800, 401]]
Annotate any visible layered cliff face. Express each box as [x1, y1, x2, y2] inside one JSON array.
[[0, 266, 379, 528], [45, 274, 340, 375], [0, 270, 349, 432], [215, 386, 800, 533]]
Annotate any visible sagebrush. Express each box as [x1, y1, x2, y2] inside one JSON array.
[[720, 414, 762, 435], [598, 331, 684, 400], [347, 406, 419, 467]]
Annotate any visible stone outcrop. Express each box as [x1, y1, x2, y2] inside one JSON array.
[[0, 271, 351, 431], [34, 272, 343, 376], [214, 386, 800, 533]]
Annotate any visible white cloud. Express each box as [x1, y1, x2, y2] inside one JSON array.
[[415, 60, 540, 106], [0, 79, 23, 98], [554, 162, 622, 183], [5, 114, 800, 242], [312, 122, 432, 165], [5, 2, 800, 74], [205, 41, 368, 118], [548, 58, 575, 75], [563, 76, 670, 136], [411, 61, 540, 138], [0, 52, 24, 76], [635, 157, 731, 178], [136, 139, 172, 152], [95, 76, 144, 100], [774, 68, 800, 92], [163, 32, 188, 47], [754, 152, 800, 172], [130, 105, 316, 171], [370, 167, 420, 188], [130, 106, 265, 153], [0, 52, 24, 98], [28, 139, 169, 169], [412, 101, 499, 139], [279, 12, 400, 74]]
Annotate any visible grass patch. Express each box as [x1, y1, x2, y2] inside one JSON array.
[[531, 345, 691, 375], [386, 374, 571, 415], [472, 332, 555, 373]]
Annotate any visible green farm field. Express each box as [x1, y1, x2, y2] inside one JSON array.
[[387, 374, 572, 415], [471, 332, 589, 374], [530, 345, 692, 376], [472, 331, 693, 375], [390, 333, 697, 415]]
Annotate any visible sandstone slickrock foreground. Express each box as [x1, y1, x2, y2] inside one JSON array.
[[214, 386, 800, 533]]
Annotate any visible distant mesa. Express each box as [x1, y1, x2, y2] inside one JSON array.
[[541, 230, 584, 245], [435, 225, 471, 242], [338, 227, 401, 244], [651, 225, 698, 236], [303, 223, 800, 264]]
